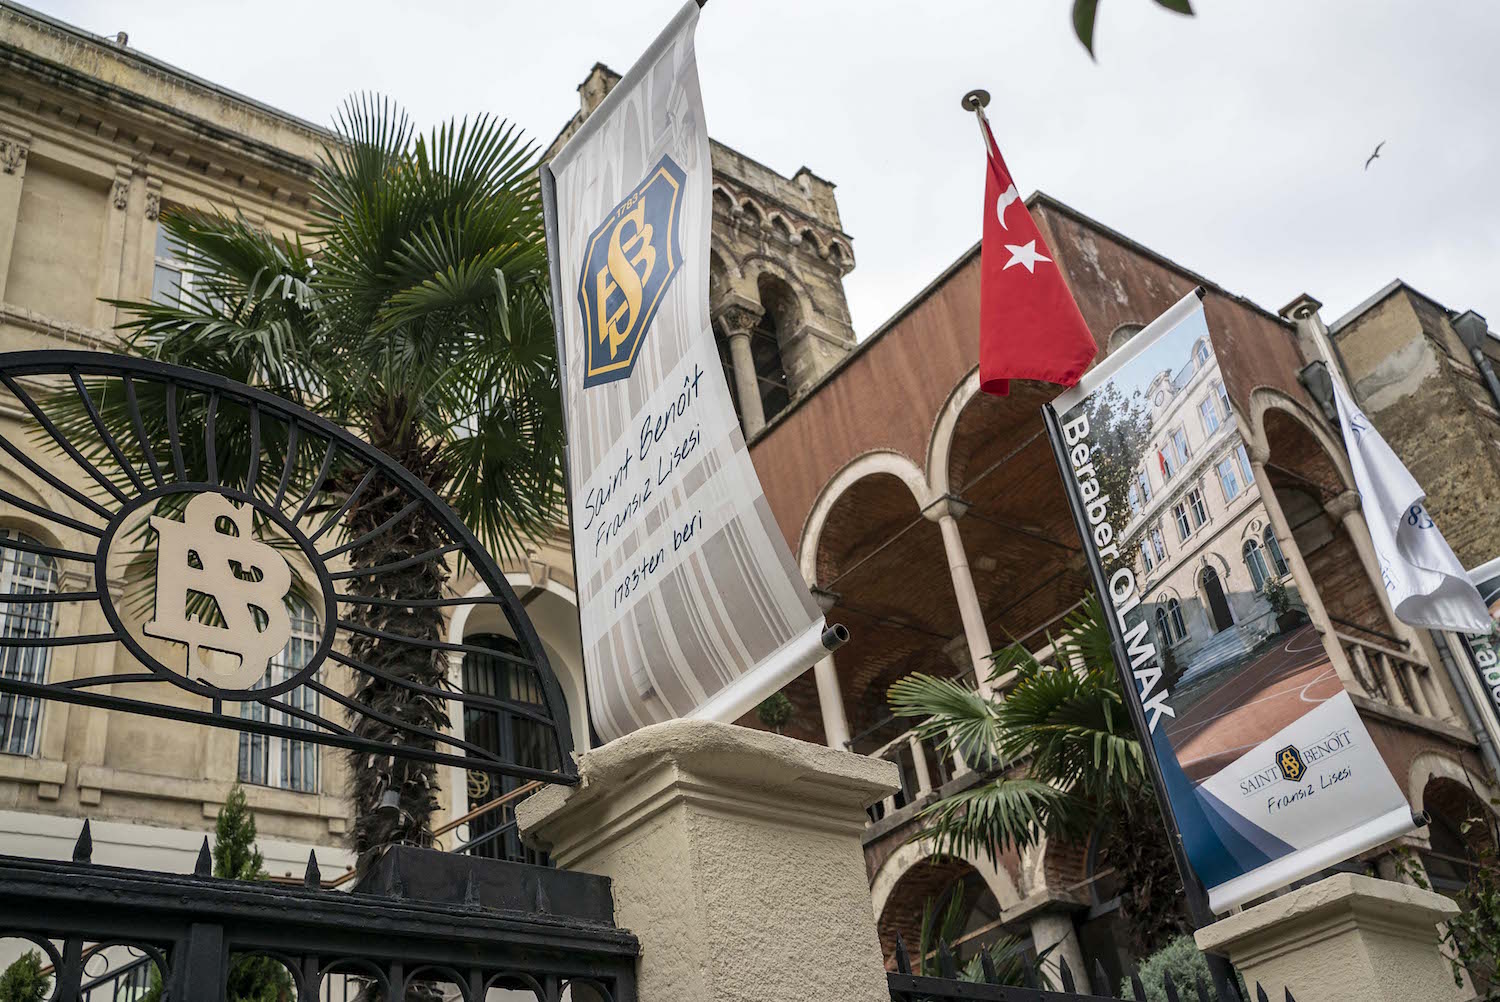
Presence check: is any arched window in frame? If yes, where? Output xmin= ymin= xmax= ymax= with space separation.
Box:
xmin=0 ymin=529 xmax=58 ymax=756
xmin=1155 ymin=598 xmax=1186 ymax=645
xmin=753 ymin=274 xmax=799 ymax=422
xmin=460 ymin=634 xmax=560 ymax=862
xmin=1263 ymin=525 xmax=1289 ymax=577
xmin=1194 ymin=339 xmax=1211 ymax=368
xmin=240 ymin=595 xmax=320 ymax=791
xmin=1108 ymin=323 xmax=1144 ymax=352
xmin=1244 ymin=538 xmax=1271 ymax=592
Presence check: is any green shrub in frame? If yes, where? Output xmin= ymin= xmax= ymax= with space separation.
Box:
xmin=0 ymin=950 xmax=50 ymax=1002
xmin=1124 ymin=935 xmax=1241 ymax=1002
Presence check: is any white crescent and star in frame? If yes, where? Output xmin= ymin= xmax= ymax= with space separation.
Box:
xmin=1002 ymin=239 xmax=1051 ymax=274
xmin=995 ymin=183 xmax=1020 ymax=230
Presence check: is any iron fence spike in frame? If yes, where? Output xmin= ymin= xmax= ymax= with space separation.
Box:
xmin=1163 ymin=969 xmax=1182 ymax=1002
xmin=1255 ymin=984 xmax=1269 ymax=1002
xmin=1284 ymin=990 xmax=1295 ymax=1002
xmin=1022 ymin=955 xmax=1038 ymax=989
xmin=194 ymin=836 xmax=212 ymax=877
xmin=1131 ymin=972 xmax=1148 ymax=1000
xmin=1058 ymin=956 xmax=1075 ymax=992
xmin=937 ymin=939 xmax=957 ymax=980
xmin=980 ymin=948 xmax=998 ymax=986
xmin=893 ymin=933 xmax=912 ymax=976
xmin=1195 ymin=974 xmax=1211 ymax=1002
xmin=304 ymin=850 xmax=321 ymax=888
xmin=1094 ymin=958 xmax=1111 ymax=995
xmin=72 ymin=819 xmax=92 ymax=863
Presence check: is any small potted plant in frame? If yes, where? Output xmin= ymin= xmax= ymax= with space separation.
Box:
xmin=1263 ymin=577 xmax=1305 ymax=632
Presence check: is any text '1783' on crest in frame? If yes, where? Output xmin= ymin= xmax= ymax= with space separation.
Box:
xmin=577 ymin=155 xmax=686 ymax=388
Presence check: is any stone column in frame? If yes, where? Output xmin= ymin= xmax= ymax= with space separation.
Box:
xmin=923 ymin=495 xmax=994 ymax=695
xmin=1195 ymin=873 xmax=1462 ymax=1002
xmin=1326 ymin=490 xmax=1455 ymax=718
xmin=0 ymin=131 xmax=31 ymax=301
xmin=908 ymin=734 xmax=933 ymax=796
xmin=1249 ymin=454 xmax=1356 ymax=686
xmin=813 ymin=654 xmax=852 ymax=749
xmin=715 ymin=301 xmax=766 ymax=436
xmin=1028 ymin=912 xmax=1090 ymax=994
xmin=517 ymin=719 xmax=899 ymax=1002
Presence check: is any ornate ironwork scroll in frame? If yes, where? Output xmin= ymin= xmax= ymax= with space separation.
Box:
xmin=0 ymin=350 xmax=576 ymax=784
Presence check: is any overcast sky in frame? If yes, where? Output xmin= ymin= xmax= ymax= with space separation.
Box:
xmin=38 ymin=0 xmax=1500 ymax=337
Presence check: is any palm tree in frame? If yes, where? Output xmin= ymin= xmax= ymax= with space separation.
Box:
xmin=888 ymin=596 xmax=1192 ymax=953
xmin=105 ymin=96 xmax=564 ymax=869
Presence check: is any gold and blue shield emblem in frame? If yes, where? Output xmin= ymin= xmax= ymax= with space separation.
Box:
xmin=577 ymin=155 xmax=686 ymax=388
xmin=1275 ymin=744 xmax=1306 ymax=782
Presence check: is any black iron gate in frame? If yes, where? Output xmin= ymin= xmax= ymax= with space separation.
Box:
xmin=0 ymin=824 xmax=637 ymax=1002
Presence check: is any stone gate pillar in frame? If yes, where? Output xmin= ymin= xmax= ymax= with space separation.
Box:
xmin=517 ymin=719 xmax=899 ymax=1002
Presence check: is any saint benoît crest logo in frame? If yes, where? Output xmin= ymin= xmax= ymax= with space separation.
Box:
xmin=1276 ymin=743 xmax=1307 ymax=783
xmin=577 ymin=155 xmax=687 ymax=388
xmin=143 ymin=491 xmax=294 ymax=690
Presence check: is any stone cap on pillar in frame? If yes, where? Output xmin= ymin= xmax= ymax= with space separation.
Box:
xmin=517 ymin=718 xmax=898 ymax=867
xmin=1195 ymin=871 xmax=1458 ymax=961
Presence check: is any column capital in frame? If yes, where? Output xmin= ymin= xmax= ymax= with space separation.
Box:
xmin=1247 ymin=441 xmax=1271 ymax=466
xmin=922 ymin=493 xmax=973 ymax=524
xmin=713 ymin=296 xmax=764 ymax=338
xmin=1324 ymin=489 xmax=1363 ymax=523
xmin=0 ymin=134 xmax=29 ymax=175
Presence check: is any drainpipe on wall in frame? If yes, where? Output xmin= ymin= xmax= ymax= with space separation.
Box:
xmin=1453 ymin=310 xmax=1500 ymax=413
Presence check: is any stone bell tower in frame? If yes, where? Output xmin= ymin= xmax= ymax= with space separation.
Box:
xmin=549 ymin=64 xmax=859 ymax=438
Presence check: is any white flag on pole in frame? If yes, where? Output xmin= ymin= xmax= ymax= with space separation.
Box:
xmin=1332 ymin=380 xmax=1490 ymax=633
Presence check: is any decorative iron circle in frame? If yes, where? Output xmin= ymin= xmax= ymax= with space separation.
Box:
xmin=95 ymin=483 xmax=338 ymax=699
xmin=0 ymin=350 xmax=578 ymax=783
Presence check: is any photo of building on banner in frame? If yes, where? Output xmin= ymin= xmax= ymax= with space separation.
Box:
xmin=1046 ymin=291 xmax=1417 ymax=913
xmin=540 ymin=0 xmax=840 ymax=743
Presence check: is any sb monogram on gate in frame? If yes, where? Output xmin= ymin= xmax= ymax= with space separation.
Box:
xmin=577 ymin=155 xmax=686 ymax=388
xmin=144 ymin=491 xmax=293 ymax=689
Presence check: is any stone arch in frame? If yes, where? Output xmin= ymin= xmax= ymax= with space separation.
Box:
xmin=926 ymin=367 xmax=981 ymax=498
xmin=739 ymin=255 xmax=818 ymax=326
xmin=797 ymin=450 xmax=931 ymax=584
xmin=739 ymin=199 xmax=764 ymax=228
xmin=1408 ymin=750 xmax=1498 ymax=817
xmin=870 ymin=839 xmax=1023 ymax=922
xmin=1244 ymin=387 xmax=1355 ymax=491
xmin=799 ymin=228 xmax=822 ymax=255
xmin=768 ymin=213 xmax=794 ymax=243
xmin=827 ymin=238 xmax=853 ymax=270
xmin=711 ymin=185 xmax=736 ymax=217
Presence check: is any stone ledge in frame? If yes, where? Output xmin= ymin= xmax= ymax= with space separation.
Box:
xmin=76 ymin=764 xmax=351 ymax=830
xmin=1197 ymin=872 xmax=1457 ymax=959
xmin=0 ymin=754 xmax=68 ymax=788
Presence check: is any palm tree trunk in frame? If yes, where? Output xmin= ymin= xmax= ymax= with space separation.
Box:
xmin=339 ymin=438 xmax=453 ymax=873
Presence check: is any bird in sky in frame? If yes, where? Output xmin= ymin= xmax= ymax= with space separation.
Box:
xmin=1364 ymin=141 xmax=1385 ymax=171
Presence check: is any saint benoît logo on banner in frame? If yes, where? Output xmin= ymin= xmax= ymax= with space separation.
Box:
xmin=577 ymin=154 xmax=687 ymax=388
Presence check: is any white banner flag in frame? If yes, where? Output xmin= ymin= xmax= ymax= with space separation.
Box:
xmin=1332 ymin=380 xmax=1489 ymax=633
xmin=540 ymin=0 xmax=833 ymax=742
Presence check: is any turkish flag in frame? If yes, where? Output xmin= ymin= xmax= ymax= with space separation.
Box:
xmin=978 ymin=121 xmax=1097 ymax=396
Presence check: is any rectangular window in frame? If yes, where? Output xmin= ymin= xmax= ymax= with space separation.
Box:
xmin=0 ymin=530 xmax=57 ymax=757
xmin=1217 ymin=456 xmax=1242 ymax=502
xmin=1160 ymin=446 xmax=1176 ymax=481
xmin=1128 ymin=483 xmax=1140 ymax=515
xmin=1188 ymin=488 xmax=1207 ymax=527
xmin=1199 ymin=396 xmax=1220 ymax=436
xmin=1174 ymin=502 xmax=1191 ymax=541
xmin=1236 ymin=443 xmax=1254 ymax=486
xmin=1138 ymin=470 xmax=1153 ymax=505
xmin=239 ymin=600 xmax=320 ymax=793
xmin=1215 ymin=380 xmax=1230 ymax=421
xmin=1140 ymin=540 xmax=1154 ymax=572
xmin=1151 ymin=526 xmax=1167 ymax=561
xmin=1172 ymin=428 xmax=1191 ymax=467
xmin=151 ymin=224 xmax=188 ymax=307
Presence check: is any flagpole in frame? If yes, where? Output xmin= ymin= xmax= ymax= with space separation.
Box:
xmin=972 ymin=87 xmax=1239 ymax=997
